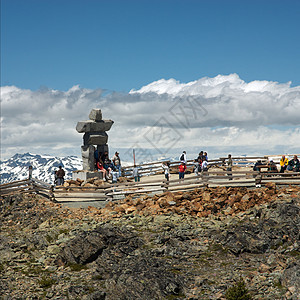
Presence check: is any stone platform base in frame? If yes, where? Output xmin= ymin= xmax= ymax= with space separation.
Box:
xmin=72 ymin=170 xmax=103 ymax=181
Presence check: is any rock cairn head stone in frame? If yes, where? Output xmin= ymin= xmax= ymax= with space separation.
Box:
xmin=89 ymin=109 xmax=102 ymax=121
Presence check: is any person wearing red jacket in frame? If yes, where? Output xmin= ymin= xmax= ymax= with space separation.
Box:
xmin=97 ymin=160 xmax=108 ymax=181
xmin=179 ymin=162 xmax=187 ymax=181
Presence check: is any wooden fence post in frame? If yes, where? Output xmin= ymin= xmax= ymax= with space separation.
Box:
xmin=28 ymin=166 xmax=33 ymax=180
xmin=202 ymin=171 xmax=209 ymax=187
xmin=255 ymin=174 xmax=262 ymax=187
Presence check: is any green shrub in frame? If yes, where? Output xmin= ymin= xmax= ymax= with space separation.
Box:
xmin=225 ymin=279 xmax=252 ymax=300
xmin=38 ymin=275 xmax=56 ymax=288
xmin=67 ymin=263 xmax=87 ymax=271
xmin=92 ymin=274 xmax=104 ymax=280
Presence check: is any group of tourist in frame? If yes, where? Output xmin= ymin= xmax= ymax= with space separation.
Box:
xmin=54 ymin=152 xmax=299 ymax=186
xmin=170 ymin=152 xmax=300 ymax=182
xmin=193 ymin=151 xmax=209 ymax=175
xmin=279 ymin=155 xmax=300 ymax=173
xmin=253 ymin=155 xmax=300 ymax=173
xmin=160 ymin=151 xmax=210 ymax=182
xmin=95 ymin=150 xmax=122 ymax=183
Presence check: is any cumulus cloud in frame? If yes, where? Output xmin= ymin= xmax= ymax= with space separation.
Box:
xmin=1 ymin=74 xmax=299 ymax=161
xmin=130 ymin=73 xmax=300 ymax=127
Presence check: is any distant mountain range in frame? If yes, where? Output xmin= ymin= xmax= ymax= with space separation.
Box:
xmin=0 ymin=153 xmax=82 ymax=184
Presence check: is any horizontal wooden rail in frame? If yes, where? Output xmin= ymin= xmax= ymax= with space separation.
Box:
xmin=260 ymin=172 xmax=300 ymax=177
xmin=0 ymin=186 xmax=34 ymax=196
xmin=0 ymin=179 xmax=53 ymax=198
xmin=261 ymin=177 xmax=300 ymax=181
xmin=0 ymin=179 xmax=31 ymax=188
xmin=219 ymin=156 xmax=266 ymax=160
xmin=32 ymin=179 xmax=52 ymax=189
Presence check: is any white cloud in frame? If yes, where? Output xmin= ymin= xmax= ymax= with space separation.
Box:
xmin=1 ymin=74 xmax=299 ymax=161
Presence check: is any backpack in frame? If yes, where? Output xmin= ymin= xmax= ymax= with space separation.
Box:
xmin=180 ymin=154 xmax=184 ymax=161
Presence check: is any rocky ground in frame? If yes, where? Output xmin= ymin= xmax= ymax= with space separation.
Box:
xmin=0 ymin=184 xmax=299 ymax=299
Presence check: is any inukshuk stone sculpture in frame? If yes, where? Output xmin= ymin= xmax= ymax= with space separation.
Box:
xmin=76 ymin=109 xmax=114 ymax=171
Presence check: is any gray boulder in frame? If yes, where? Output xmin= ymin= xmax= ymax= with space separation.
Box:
xmin=56 ymin=224 xmax=143 ymax=265
xmin=282 ymin=262 xmax=300 ymax=297
xmin=83 ymin=132 xmax=108 ymax=146
xmin=81 ymin=145 xmax=95 ymax=170
xmin=76 ymin=120 xmax=114 ymax=133
xmin=89 ymin=109 xmax=103 ymax=121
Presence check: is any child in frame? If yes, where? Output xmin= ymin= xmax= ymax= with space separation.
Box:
xmin=162 ymin=162 xmax=170 ymax=181
xmin=133 ymin=165 xmax=140 ymax=182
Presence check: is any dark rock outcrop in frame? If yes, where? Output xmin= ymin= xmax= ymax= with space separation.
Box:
xmin=216 ymin=199 xmax=300 ymax=255
xmin=57 ymin=224 xmax=184 ymax=299
xmin=282 ymin=262 xmax=300 ymax=293
xmin=100 ymin=254 xmax=183 ymax=299
xmin=57 ymin=224 xmax=143 ymax=265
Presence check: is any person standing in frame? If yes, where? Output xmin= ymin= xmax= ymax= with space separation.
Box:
xmin=56 ymin=166 xmax=65 ymax=186
xmin=178 ymin=162 xmax=187 ymax=182
xmin=197 ymin=151 xmax=204 ymax=172
xmin=112 ymin=151 xmax=122 ymax=177
xmin=179 ymin=151 xmax=187 ymax=164
xmin=133 ymin=165 xmax=140 ymax=182
xmin=227 ymin=154 xmax=233 ymax=180
xmin=162 ymin=162 xmax=170 ymax=181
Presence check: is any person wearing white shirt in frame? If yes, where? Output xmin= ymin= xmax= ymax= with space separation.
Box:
xmin=179 ymin=151 xmax=187 ymax=164
xmin=202 ymin=159 xmax=208 ymax=172
xmin=162 ymin=162 xmax=170 ymax=181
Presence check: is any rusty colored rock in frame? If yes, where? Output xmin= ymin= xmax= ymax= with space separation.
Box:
xmin=265 ymin=182 xmax=276 ymax=189
xmin=202 ymin=192 xmax=211 ymax=202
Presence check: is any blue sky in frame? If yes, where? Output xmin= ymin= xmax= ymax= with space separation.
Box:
xmin=1 ymin=0 xmax=300 ymax=161
xmin=1 ymin=0 xmax=300 ymax=92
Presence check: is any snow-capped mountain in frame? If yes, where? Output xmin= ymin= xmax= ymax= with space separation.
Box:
xmin=0 ymin=153 xmax=82 ymax=184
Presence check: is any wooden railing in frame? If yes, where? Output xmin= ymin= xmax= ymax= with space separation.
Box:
xmin=0 ymin=179 xmax=53 ymax=198
xmin=1 ymin=167 xmax=300 ymax=203
xmin=52 ymin=170 xmax=300 ymax=202
xmin=121 ymin=155 xmax=275 ymax=177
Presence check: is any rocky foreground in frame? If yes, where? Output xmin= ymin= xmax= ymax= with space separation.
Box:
xmin=0 ymin=184 xmax=299 ymax=299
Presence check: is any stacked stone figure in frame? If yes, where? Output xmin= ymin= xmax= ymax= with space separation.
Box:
xmin=76 ymin=109 xmax=114 ymax=171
